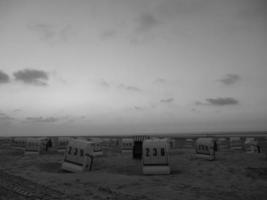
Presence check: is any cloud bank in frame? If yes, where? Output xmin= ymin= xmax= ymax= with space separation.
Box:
xmin=13 ymin=69 xmax=49 ymax=86
xmin=160 ymin=98 xmax=174 ymax=103
xmin=154 ymin=78 xmax=166 ymax=84
xmin=26 ymin=116 xmax=58 ymax=123
xmin=197 ymin=97 xmax=239 ymax=106
xmin=134 ymin=106 xmax=144 ymax=111
xmin=118 ymin=84 xmax=141 ymax=92
xmin=28 ymin=23 xmax=71 ymax=43
xmin=219 ymin=74 xmax=240 ymax=85
xmin=136 ymin=13 xmax=160 ymax=33
xmin=0 ymin=70 xmax=10 ymax=84
xmin=99 ymin=80 xmax=110 ymax=88
xmin=0 ymin=113 xmax=14 ymax=121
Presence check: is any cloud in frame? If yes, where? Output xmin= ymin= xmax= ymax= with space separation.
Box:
xmin=13 ymin=69 xmax=49 ymax=86
xmin=60 ymin=24 xmax=72 ymax=42
xmin=160 ymin=98 xmax=174 ymax=103
xmin=100 ymin=30 xmax=117 ymax=40
xmin=154 ymin=78 xmax=166 ymax=84
xmin=28 ymin=23 xmax=56 ymax=40
xmin=28 ymin=23 xmax=72 ymax=43
xmin=97 ymin=80 xmax=141 ymax=92
xmin=206 ymin=97 xmax=239 ymax=106
xmin=191 ymin=108 xmax=200 ymax=113
xmin=157 ymin=0 xmax=205 ymax=17
xmin=196 ymin=97 xmax=239 ymax=106
xmin=13 ymin=109 xmax=22 ymax=113
xmin=26 ymin=116 xmax=59 ymax=123
xmin=136 ymin=13 xmax=160 ymax=32
xmin=126 ymin=86 xmax=142 ymax=92
xmin=134 ymin=106 xmax=144 ymax=111
xmin=118 ymin=84 xmax=141 ymax=92
xmin=236 ymin=0 xmax=266 ymax=21
xmin=195 ymin=101 xmax=205 ymax=106
xmin=99 ymin=80 xmax=110 ymax=88
xmin=0 ymin=70 xmax=10 ymax=84
xmin=0 ymin=113 xmax=14 ymax=121
xmin=218 ymin=74 xmax=240 ymax=85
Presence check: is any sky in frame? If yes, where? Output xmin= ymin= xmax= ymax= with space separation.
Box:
xmin=0 ymin=0 xmax=266 ymax=136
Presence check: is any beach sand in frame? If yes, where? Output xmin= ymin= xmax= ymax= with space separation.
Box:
xmin=1 ymin=145 xmax=267 ymax=200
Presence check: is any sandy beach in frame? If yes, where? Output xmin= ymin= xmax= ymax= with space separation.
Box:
xmin=1 ymin=143 xmax=267 ymax=200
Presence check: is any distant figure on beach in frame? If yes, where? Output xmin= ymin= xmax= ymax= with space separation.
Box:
xmin=257 ymin=145 xmax=261 ymax=153
xmin=85 ymin=153 xmax=94 ymax=171
xmin=214 ymin=141 xmax=218 ymax=152
xmin=46 ymin=138 xmax=52 ymax=152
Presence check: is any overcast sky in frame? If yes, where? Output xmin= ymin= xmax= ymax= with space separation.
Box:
xmin=0 ymin=0 xmax=266 ymax=136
